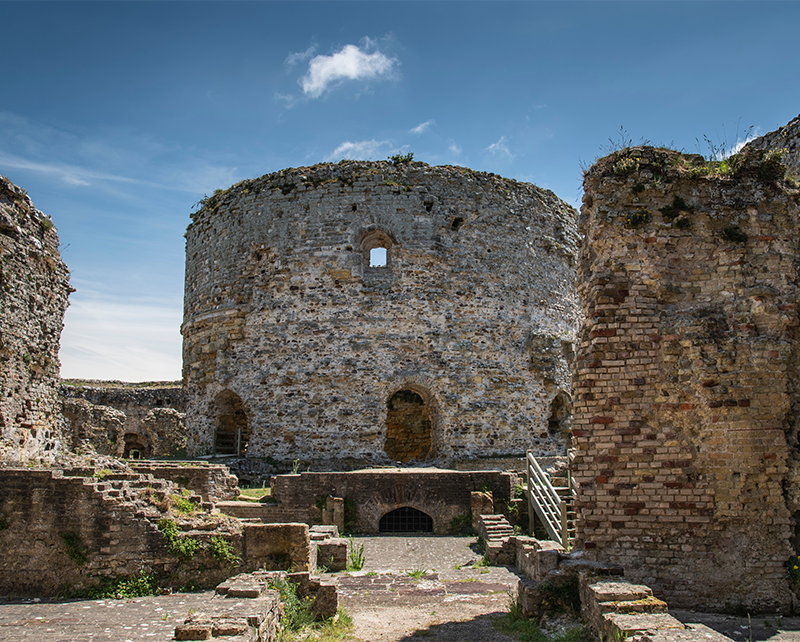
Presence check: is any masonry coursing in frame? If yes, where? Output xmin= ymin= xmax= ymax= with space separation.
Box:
xmin=0 ymin=176 xmax=71 ymax=462
xmin=182 ymin=160 xmax=579 ymax=468
xmin=573 ymin=143 xmax=800 ymax=611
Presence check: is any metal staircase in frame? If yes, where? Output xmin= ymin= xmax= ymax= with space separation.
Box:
xmin=525 ymin=451 xmax=577 ymax=550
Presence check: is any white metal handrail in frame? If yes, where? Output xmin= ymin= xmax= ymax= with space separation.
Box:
xmin=527 ymin=451 xmax=571 ymax=549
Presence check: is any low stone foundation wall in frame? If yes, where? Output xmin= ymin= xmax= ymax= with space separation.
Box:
xmin=269 ymin=468 xmax=518 ymax=535
xmin=130 ymin=461 xmax=240 ymax=502
xmin=0 ymin=468 xmax=310 ymax=597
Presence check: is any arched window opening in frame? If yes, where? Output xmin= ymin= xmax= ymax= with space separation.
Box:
xmin=360 ymin=230 xmax=394 ymax=271
xmin=213 ymin=390 xmax=250 ymax=456
xmin=379 ymin=507 xmax=433 ymax=533
xmin=548 ymin=392 xmax=572 ymax=449
xmin=385 ymin=389 xmax=433 ymax=462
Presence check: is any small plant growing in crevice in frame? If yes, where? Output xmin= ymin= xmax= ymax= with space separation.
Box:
xmin=613 ymin=156 xmax=639 ymax=176
xmin=0 ymin=513 xmax=9 ymax=531
xmin=59 ymin=531 xmax=88 ymax=565
xmin=268 ymin=576 xmax=317 ymax=633
xmin=625 ymin=209 xmax=652 ymax=228
xmin=208 ymin=535 xmax=241 ymax=566
xmin=675 ymin=217 xmax=691 ymax=230
xmin=170 ymin=492 xmax=199 ymax=515
xmin=722 ymin=225 xmax=748 ymax=244
xmin=659 ymin=194 xmax=690 ymax=221
xmin=347 ymin=538 xmax=365 ymax=571
xmin=787 ymin=555 xmax=800 ymax=589
xmin=158 ymin=518 xmax=200 ymax=559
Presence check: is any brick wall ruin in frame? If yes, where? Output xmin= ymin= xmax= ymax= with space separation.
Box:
xmin=0 ymin=176 xmax=71 ymax=462
xmin=182 ymin=160 xmax=579 ymax=469
xmin=264 ymin=468 xmax=517 ymax=535
xmin=0 ymin=466 xmax=310 ymax=597
xmin=60 ymin=381 xmax=186 ymax=458
xmin=573 ymin=142 xmax=800 ymax=611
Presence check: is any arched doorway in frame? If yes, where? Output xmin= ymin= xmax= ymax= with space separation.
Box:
xmin=123 ymin=433 xmax=147 ymax=459
xmin=379 ymin=507 xmax=434 ymax=533
xmin=213 ymin=390 xmax=250 ymax=456
xmin=548 ymin=391 xmax=572 ymax=448
xmin=385 ymin=389 xmax=432 ymax=462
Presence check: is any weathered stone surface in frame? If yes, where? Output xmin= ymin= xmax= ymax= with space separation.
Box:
xmin=60 ymin=381 xmax=186 ymax=458
xmin=182 ymin=160 xmax=579 ymax=468
xmin=744 ymin=112 xmax=800 ymax=179
xmin=268 ymin=468 xmax=516 ymax=534
xmin=317 ymin=537 xmax=348 ymax=572
xmin=0 ymin=176 xmax=70 ymax=462
xmin=574 ymin=144 xmax=799 ymax=611
xmin=0 ymin=466 xmax=309 ymax=596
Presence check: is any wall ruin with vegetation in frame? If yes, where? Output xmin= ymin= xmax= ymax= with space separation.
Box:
xmin=182 ymin=160 xmax=579 ymax=469
xmin=0 ymin=176 xmax=71 ymax=462
xmin=573 ymin=141 xmax=800 ymax=611
xmin=60 ymin=381 xmax=186 ymax=459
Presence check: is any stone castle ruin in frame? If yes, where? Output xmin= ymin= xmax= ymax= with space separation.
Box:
xmin=2 ymin=113 xmax=800 ymax=621
xmin=0 ymin=176 xmax=70 ymax=462
xmin=182 ymin=161 xmax=580 ymax=469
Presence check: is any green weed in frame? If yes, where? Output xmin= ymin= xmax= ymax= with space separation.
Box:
xmin=347 ymin=538 xmax=365 ymax=571
xmin=158 ymin=518 xmax=200 ymax=559
xmin=59 ymin=531 xmax=88 ymax=565
xmin=207 ymin=535 xmax=241 ymax=566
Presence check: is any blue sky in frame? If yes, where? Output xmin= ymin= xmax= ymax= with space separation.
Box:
xmin=1 ymin=1 xmax=798 ymax=382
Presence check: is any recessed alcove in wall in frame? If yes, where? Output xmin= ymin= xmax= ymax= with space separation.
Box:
xmin=213 ymin=390 xmax=250 ymax=456
xmin=385 ymin=388 xmax=433 ymax=462
xmin=547 ymin=391 xmax=572 ymax=447
xmin=379 ymin=506 xmax=433 ymax=533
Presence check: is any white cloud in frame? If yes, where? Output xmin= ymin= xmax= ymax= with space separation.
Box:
xmin=0 ymin=151 xmax=139 ymax=187
xmin=300 ymin=43 xmax=398 ymax=98
xmin=410 ymin=120 xmax=434 ymax=135
xmin=448 ymin=141 xmax=462 ymax=155
xmin=727 ymin=128 xmax=761 ymax=158
xmin=285 ymin=44 xmax=317 ymax=69
xmin=486 ymin=136 xmax=514 ymax=160
xmin=60 ymin=292 xmax=182 ymax=382
xmin=325 ymin=139 xmax=394 ymax=161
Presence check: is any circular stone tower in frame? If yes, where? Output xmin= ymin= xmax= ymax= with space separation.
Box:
xmin=182 ymin=160 xmax=579 ymax=469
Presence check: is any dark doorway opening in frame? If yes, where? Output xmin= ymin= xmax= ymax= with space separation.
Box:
xmin=385 ymin=389 xmax=432 ymax=462
xmin=379 ymin=507 xmax=434 ymax=533
xmin=213 ymin=390 xmax=250 ymax=456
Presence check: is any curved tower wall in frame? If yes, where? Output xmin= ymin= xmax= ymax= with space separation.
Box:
xmin=0 ymin=176 xmax=71 ymax=461
xmin=182 ymin=161 xmax=579 ymax=467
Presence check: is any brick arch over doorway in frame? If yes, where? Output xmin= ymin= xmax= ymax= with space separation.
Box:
xmin=384 ymin=387 xmax=434 ymax=462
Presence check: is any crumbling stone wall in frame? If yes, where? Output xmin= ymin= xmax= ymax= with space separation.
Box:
xmin=573 ymin=143 xmax=800 ymax=611
xmin=0 ymin=176 xmax=70 ymax=462
xmin=60 ymin=381 xmax=186 ymax=458
xmin=0 ymin=467 xmax=309 ymax=597
xmin=183 ymin=161 xmax=579 ymax=468
xmin=744 ymin=112 xmax=800 ymax=179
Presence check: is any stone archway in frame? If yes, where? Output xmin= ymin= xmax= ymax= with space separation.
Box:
xmin=213 ymin=390 xmax=250 ymax=456
xmin=379 ymin=506 xmax=434 ymax=533
xmin=385 ymin=389 xmax=433 ymax=462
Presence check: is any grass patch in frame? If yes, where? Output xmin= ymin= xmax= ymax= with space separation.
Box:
xmin=493 ymin=591 xmax=591 ymax=642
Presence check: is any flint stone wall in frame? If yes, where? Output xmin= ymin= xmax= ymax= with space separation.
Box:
xmin=60 ymin=382 xmax=186 ymax=458
xmin=182 ymin=160 xmax=579 ymax=468
xmin=0 ymin=468 xmax=309 ymax=597
xmin=0 ymin=176 xmax=71 ymax=462
xmin=744 ymin=112 xmax=800 ymax=179
xmin=573 ymin=145 xmax=800 ymax=611
xmin=268 ymin=468 xmax=517 ymax=534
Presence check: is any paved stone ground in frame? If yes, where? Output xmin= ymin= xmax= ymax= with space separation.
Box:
xmin=324 ymin=535 xmax=524 ymax=641
xmin=2 ymin=536 xmax=800 ymax=641
xmin=0 ymin=593 xmax=210 ymax=641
